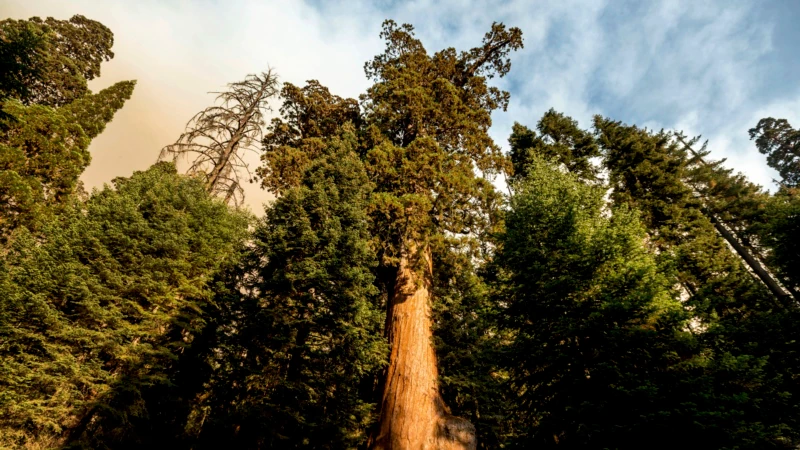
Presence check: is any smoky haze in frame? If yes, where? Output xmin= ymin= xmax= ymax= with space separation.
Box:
xmin=2 ymin=0 xmax=382 ymax=213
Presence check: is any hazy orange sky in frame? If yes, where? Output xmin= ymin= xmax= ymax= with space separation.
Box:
xmin=4 ymin=0 xmax=799 ymax=212
xmin=3 ymin=0 xmax=386 ymax=212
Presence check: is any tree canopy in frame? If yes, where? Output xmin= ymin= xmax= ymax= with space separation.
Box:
xmin=0 ymin=15 xmax=114 ymax=107
xmin=2 ymin=12 xmax=800 ymax=450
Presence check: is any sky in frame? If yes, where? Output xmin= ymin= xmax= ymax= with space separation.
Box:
xmin=3 ymin=0 xmax=799 ymax=212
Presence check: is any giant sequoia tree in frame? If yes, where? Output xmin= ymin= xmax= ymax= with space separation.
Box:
xmin=258 ymin=21 xmax=523 ymax=449
xmin=363 ymin=21 xmax=521 ymax=449
xmin=7 ymin=11 xmax=800 ymax=450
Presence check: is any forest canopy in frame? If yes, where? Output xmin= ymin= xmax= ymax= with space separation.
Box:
xmin=1 ymin=12 xmax=799 ymax=450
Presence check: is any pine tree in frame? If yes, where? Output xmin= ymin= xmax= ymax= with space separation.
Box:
xmin=596 ymin=117 xmax=799 ymax=447
xmin=259 ymin=80 xmax=362 ymax=195
xmin=194 ymin=129 xmax=386 ymax=448
xmin=0 ymin=163 xmax=249 ymax=448
xmin=509 ymin=109 xmax=600 ymax=181
xmin=0 ymin=14 xmax=133 ymax=242
xmin=747 ymin=117 xmax=800 ymax=294
xmin=749 ymin=118 xmax=800 ymax=188
xmin=0 ymin=81 xmax=135 ymax=241
xmin=494 ymin=155 xmax=704 ymax=448
xmin=162 ymin=71 xmax=279 ymax=205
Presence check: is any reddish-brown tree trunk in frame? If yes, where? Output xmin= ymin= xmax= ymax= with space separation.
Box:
xmin=371 ymin=244 xmax=476 ymax=450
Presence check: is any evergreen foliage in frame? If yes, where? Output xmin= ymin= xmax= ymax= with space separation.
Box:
xmin=0 ymin=81 xmax=135 ymax=240
xmin=759 ymin=188 xmax=800 ymax=294
xmin=0 ymin=15 xmax=115 ymax=107
xmin=747 ymin=117 xmax=800 ymax=295
xmin=495 ymin=156 xmax=698 ymax=448
xmin=596 ymin=117 xmax=799 ymax=447
xmin=509 ymin=109 xmax=600 ymax=181
xmin=194 ymin=131 xmax=387 ymax=448
xmin=431 ymin=240 xmax=510 ymax=449
xmin=749 ymin=118 xmax=800 ymax=187
xmin=259 ymin=80 xmax=362 ymax=195
xmin=0 ymin=163 xmax=249 ymax=449
xmin=0 ymin=14 xmax=133 ymax=242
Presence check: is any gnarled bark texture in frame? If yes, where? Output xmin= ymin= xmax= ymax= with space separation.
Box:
xmin=371 ymin=245 xmax=476 ymax=450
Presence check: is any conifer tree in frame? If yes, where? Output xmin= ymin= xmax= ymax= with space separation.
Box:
xmin=509 ymin=109 xmax=600 ymax=181
xmin=0 ymin=15 xmax=115 ymax=107
xmin=494 ymin=156 xmax=703 ymax=448
xmin=162 ymin=71 xmax=279 ymax=205
xmin=0 ymin=14 xmax=133 ymax=242
xmin=674 ymin=134 xmax=793 ymax=301
xmin=431 ymin=241 xmax=509 ymax=449
xmin=257 ymin=21 xmax=523 ymax=449
xmin=195 ymin=129 xmax=386 ymax=448
xmin=596 ymin=117 xmax=799 ymax=447
xmin=748 ymin=118 xmax=800 ymax=294
xmin=259 ymin=80 xmax=362 ymax=195
xmin=360 ymin=21 xmax=522 ymax=449
xmin=0 ymin=80 xmax=135 ymax=240
xmin=757 ymin=189 xmax=800 ymax=295
xmin=0 ymin=163 xmax=249 ymax=448
xmin=749 ymin=118 xmax=800 ymax=188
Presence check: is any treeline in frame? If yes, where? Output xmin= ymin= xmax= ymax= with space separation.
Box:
xmin=1 ymin=14 xmax=799 ymax=450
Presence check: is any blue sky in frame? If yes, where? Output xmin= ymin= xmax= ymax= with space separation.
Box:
xmin=319 ymin=0 xmax=799 ymax=190
xmin=4 ymin=0 xmax=799 ymax=208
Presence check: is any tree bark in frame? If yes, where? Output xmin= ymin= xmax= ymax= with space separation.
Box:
xmin=370 ymin=244 xmax=476 ymax=450
xmin=708 ymin=213 xmax=795 ymax=302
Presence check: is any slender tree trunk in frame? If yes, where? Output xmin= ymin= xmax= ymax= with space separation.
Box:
xmin=708 ymin=213 xmax=795 ymax=302
xmin=205 ymin=81 xmax=270 ymax=193
xmin=371 ymin=243 xmax=475 ymax=450
xmin=205 ymin=125 xmax=244 ymax=192
xmin=676 ymin=136 xmax=796 ymax=302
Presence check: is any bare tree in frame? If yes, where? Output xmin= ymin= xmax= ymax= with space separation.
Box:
xmin=161 ymin=70 xmax=279 ymax=205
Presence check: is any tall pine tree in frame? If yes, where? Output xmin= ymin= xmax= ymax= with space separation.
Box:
xmin=194 ymin=129 xmax=387 ymax=449
xmin=509 ymin=109 xmax=600 ymax=182
xmin=596 ymin=117 xmax=799 ymax=448
xmin=0 ymin=163 xmax=249 ymax=449
xmin=494 ymin=155 xmax=705 ymax=448
xmin=0 ymin=14 xmax=134 ymax=242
